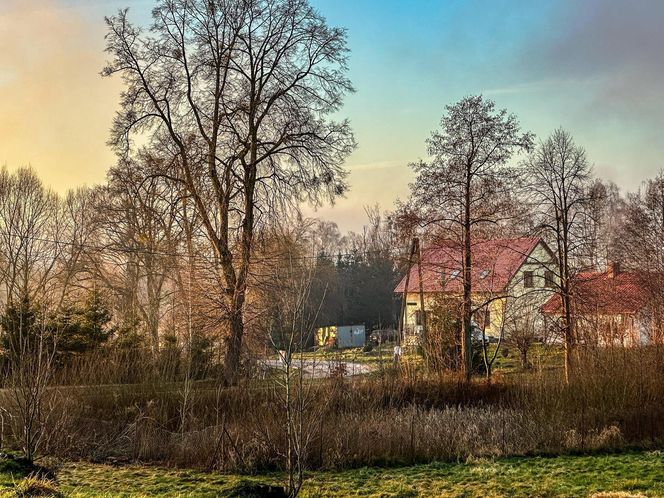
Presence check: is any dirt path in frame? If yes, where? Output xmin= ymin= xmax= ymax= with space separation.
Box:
xmin=259 ymin=358 xmax=376 ymax=378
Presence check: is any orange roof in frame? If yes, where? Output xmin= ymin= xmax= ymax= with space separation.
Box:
xmin=541 ymin=270 xmax=648 ymax=315
xmin=394 ymin=237 xmax=542 ymax=295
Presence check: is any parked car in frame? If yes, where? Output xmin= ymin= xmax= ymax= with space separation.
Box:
xmin=470 ymin=321 xmax=498 ymax=344
xmin=369 ymin=328 xmax=398 ymax=345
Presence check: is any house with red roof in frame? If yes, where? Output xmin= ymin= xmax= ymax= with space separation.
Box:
xmin=394 ymin=237 xmax=558 ymax=340
xmin=541 ymin=263 xmax=662 ymax=346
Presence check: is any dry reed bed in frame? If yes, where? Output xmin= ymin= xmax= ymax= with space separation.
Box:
xmin=1 ymin=347 xmax=663 ymax=472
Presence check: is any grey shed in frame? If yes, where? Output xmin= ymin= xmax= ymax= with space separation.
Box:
xmin=335 ymin=325 xmax=366 ymax=349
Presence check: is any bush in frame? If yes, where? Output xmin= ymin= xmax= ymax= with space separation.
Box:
xmin=2 ymin=345 xmax=664 ymax=473
xmin=1 ymin=475 xmax=61 ymax=498
xmin=226 ymin=480 xmax=287 ymax=498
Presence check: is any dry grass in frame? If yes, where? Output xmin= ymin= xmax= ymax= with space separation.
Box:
xmin=0 ymin=474 xmax=61 ymax=498
xmin=1 ymin=345 xmax=663 ymax=473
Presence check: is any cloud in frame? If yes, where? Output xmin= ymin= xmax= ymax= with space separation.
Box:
xmin=0 ymin=0 xmax=121 ymax=192
xmin=522 ymin=0 xmax=664 ymax=126
xmin=498 ymin=0 xmax=664 ymax=189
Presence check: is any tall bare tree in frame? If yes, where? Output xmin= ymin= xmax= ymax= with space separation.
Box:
xmin=406 ymin=95 xmax=533 ymax=380
xmin=93 ymin=160 xmax=182 ymax=356
xmin=577 ymin=179 xmax=623 ymax=271
xmin=525 ymin=129 xmax=592 ymax=383
xmin=103 ymin=0 xmax=355 ymax=383
xmin=0 ymin=167 xmax=66 ymax=463
xmin=614 ymin=172 xmax=664 ymax=271
xmin=0 ymin=167 xmax=62 ymax=307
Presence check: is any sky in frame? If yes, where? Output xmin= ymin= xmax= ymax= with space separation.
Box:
xmin=1 ymin=0 xmax=663 ymax=232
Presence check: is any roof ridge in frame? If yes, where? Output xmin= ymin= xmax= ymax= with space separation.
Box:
xmin=422 ymin=236 xmax=541 ymax=251
xmin=396 ymin=237 xmax=545 ymax=294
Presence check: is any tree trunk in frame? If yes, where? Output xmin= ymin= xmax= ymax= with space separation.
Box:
xmin=519 ymin=347 xmax=529 ymax=370
xmin=563 ymin=292 xmax=574 ymax=383
xmin=560 ymin=221 xmax=574 ymax=384
xmin=221 ymin=140 xmax=257 ymax=385
xmin=416 ymin=238 xmax=427 ymax=357
xmin=223 ymin=307 xmax=244 ymax=385
xmin=461 ymin=172 xmax=473 ymax=381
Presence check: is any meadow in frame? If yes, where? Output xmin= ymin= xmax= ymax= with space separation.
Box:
xmin=2 ymin=451 xmax=663 ymax=497
xmin=2 ymin=344 xmax=663 ymax=496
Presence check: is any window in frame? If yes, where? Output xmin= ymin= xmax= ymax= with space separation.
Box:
xmin=415 ymin=310 xmax=426 ymax=326
xmin=523 ymin=271 xmax=534 ymax=288
xmin=544 ymin=270 xmax=555 ymax=288
xmin=480 ymin=269 xmax=490 ymax=279
xmin=485 ymin=309 xmax=491 ymax=327
xmin=450 ymin=269 xmax=460 ymax=279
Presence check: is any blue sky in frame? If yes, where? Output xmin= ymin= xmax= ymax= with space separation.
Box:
xmin=2 ymin=0 xmax=663 ymax=231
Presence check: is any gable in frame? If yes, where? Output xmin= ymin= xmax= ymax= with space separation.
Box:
xmin=506 ymin=240 xmax=557 ymax=286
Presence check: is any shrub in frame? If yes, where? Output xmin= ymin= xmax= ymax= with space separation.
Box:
xmin=2 ymin=345 xmax=664 ymax=472
xmin=1 ymin=475 xmax=61 ymax=498
xmin=226 ymin=480 xmax=287 ymax=498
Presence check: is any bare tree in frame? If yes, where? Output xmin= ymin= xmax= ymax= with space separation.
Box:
xmin=266 ymin=256 xmax=328 ymax=498
xmin=55 ymin=187 xmax=98 ymax=309
xmin=503 ymin=296 xmax=540 ymax=370
xmin=525 ymin=129 xmax=592 ymax=383
xmin=577 ymin=179 xmax=623 ymax=271
xmin=103 ymin=0 xmax=355 ymax=384
xmin=1 ymin=297 xmax=57 ymax=462
xmin=611 ymin=172 xmax=664 ymax=345
xmin=614 ymin=172 xmax=664 ymax=272
xmin=406 ymin=95 xmax=533 ymax=380
xmin=0 ymin=167 xmax=62 ymax=307
xmin=91 ymin=160 xmax=182 ymax=357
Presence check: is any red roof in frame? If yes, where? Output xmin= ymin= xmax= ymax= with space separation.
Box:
xmin=394 ymin=237 xmax=542 ymax=295
xmin=541 ymin=270 xmax=648 ymax=315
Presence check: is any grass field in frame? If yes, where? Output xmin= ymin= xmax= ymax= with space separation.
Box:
xmin=286 ymin=341 xmax=565 ymax=379
xmin=2 ymin=451 xmax=663 ymax=497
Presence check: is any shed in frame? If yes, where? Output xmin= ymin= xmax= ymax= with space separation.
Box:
xmin=316 ymin=324 xmax=366 ymax=349
xmin=336 ymin=325 xmax=366 ymax=348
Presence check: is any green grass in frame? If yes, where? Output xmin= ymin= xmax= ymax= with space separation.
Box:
xmin=0 ymin=457 xmax=48 ymax=488
xmin=489 ymin=342 xmax=565 ymax=377
xmin=289 ymin=341 xmax=565 ymax=380
xmin=1 ymin=451 xmax=663 ymax=497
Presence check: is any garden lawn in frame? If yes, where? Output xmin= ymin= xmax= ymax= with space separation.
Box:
xmin=1 ymin=451 xmax=663 ymax=497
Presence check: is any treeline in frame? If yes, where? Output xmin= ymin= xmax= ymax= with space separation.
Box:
xmin=393 ymin=96 xmax=664 ymax=380
xmin=0 ymin=165 xmax=399 ymax=383
xmin=4 ymin=107 xmax=664 ymax=385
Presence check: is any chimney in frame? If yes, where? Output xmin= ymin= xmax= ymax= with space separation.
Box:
xmin=608 ymin=261 xmax=621 ymax=279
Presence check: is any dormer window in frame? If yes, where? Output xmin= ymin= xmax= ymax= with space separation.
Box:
xmin=450 ymin=269 xmax=460 ymax=279
xmin=480 ymin=269 xmax=490 ymax=279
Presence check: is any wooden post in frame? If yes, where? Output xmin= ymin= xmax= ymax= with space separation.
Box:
xmin=398 ymin=239 xmax=417 ymax=347
xmin=415 ymin=238 xmax=427 ymax=357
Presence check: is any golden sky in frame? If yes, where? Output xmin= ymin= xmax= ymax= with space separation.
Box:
xmin=2 ymin=0 xmax=663 ymax=233
xmin=0 ymin=0 xmax=409 ymax=232
xmin=0 ymin=0 xmax=120 ymax=192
